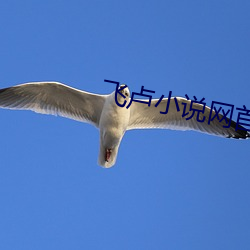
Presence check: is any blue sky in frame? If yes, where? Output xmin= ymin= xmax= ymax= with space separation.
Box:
xmin=0 ymin=1 xmax=249 ymax=249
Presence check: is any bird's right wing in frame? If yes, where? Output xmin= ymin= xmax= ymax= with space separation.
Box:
xmin=0 ymin=82 xmax=107 ymax=127
xmin=128 ymin=97 xmax=250 ymax=139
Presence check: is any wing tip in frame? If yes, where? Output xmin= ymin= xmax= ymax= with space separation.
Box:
xmin=226 ymin=119 xmax=250 ymax=139
xmin=0 ymin=88 xmax=8 ymax=94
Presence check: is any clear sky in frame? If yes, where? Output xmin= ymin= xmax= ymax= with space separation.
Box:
xmin=0 ymin=1 xmax=249 ymax=249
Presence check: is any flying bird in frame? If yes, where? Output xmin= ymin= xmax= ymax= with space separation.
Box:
xmin=0 ymin=82 xmax=249 ymax=168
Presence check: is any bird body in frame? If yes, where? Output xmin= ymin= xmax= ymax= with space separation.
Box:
xmin=98 ymin=91 xmax=130 ymax=167
xmin=0 ymin=81 xmax=249 ymax=168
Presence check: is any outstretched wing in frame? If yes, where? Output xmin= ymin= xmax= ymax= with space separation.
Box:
xmin=0 ymin=82 xmax=106 ymax=127
xmin=128 ymin=97 xmax=249 ymax=139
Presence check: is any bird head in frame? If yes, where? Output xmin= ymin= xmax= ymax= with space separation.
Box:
xmin=119 ymin=84 xmax=130 ymax=98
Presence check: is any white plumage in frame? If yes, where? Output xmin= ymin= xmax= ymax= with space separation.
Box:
xmin=0 ymin=82 xmax=249 ymax=168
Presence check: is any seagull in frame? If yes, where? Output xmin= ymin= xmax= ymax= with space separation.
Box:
xmin=0 ymin=82 xmax=249 ymax=168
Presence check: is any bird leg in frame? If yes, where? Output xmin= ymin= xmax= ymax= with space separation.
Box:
xmin=105 ymin=149 xmax=112 ymax=162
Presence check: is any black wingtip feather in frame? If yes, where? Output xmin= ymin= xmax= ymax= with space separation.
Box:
xmin=0 ymin=88 xmax=8 ymax=94
xmin=228 ymin=119 xmax=250 ymax=139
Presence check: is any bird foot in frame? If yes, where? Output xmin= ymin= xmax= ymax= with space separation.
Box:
xmin=105 ymin=149 xmax=112 ymax=162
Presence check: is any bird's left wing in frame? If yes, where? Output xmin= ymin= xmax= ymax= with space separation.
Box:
xmin=127 ymin=97 xmax=250 ymax=139
xmin=0 ymin=82 xmax=106 ymax=127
